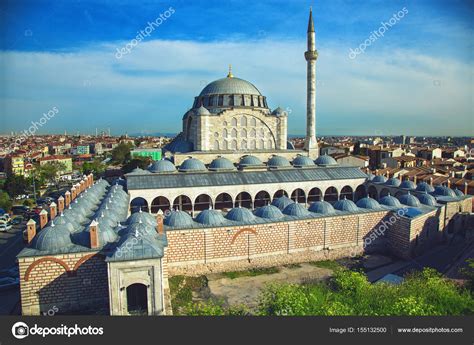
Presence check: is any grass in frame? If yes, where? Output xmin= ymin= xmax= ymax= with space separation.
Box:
xmin=308 ymin=260 xmax=342 ymax=271
xmin=283 ymin=263 xmax=302 ymax=269
xmin=222 ymin=267 xmax=280 ymax=279
xmin=169 ymin=275 xmax=208 ymax=315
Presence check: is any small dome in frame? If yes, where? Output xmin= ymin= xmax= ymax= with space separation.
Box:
xmin=209 ymin=157 xmax=235 ymax=171
xmin=271 ymin=196 xmax=293 ymax=210
xmin=51 ymin=214 xmax=76 ymax=233
xmin=398 ymin=192 xmax=421 ymax=207
xmin=126 ymin=211 xmax=157 ymax=227
xmin=356 ymin=197 xmax=382 ymax=210
xmin=315 ymin=154 xmax=338 ymax=166
xmin=308 ymin=201 xmax=336 ymax=215
xmin=267 ymin=155 xmax=291 ymax=169
xmin=400 ymin=180 xmax=416 ymax=190
xmin=271 ymin=107 xmax=287 ymax=117
xmin=453 ymin=188 xmax=464 ymax=197
xmin=372 ymin=175 xmax=387 ymax=183
xmin=385 ymin=177 xmax=401 ymax=187
xmin=239 ymin=155 xmax=263 ymax=168
xmin=292 ymin=155 xmax=315 ymax=167
xmin=31 ymin=222 xmax=73 ymax=252
xmin=418 ymin=192 xmax=438 ymax=206
xmin=379 ymin=194 xmax=402 ymax=207
xmin=195 ymin=209 xmax=226 ymax=226
xmin=254 ymin=204 xmax=284 ymax=219
xmin=416 ymin=182 xmax=435 ymax=193
xmin=149 ymin=159 xmax=176 ymax=173
xmin=129 ymin=167 xmax=151 ymax=175
xmin=433 ymin=185 xmax=457 ymax=198
xmin=225 ymin=207 xmax=256 ymax=222
xmin=178 ymin=157 xmax=207 ymax=172
xmin=164 ymin=210 xmax=194 ymax=228
xmin=283 ymin=202 xmax=311 ymax=217
xmin=333 ymin=198 xmax=359 ymax=212
xmin=194 ymin=105 xmax=211 ymax=116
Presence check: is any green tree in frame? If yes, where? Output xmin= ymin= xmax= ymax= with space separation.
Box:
xmin=3 ymin=174 xmax=29 ymax=198
xmin=0 ymin=190 xmax=12 ymax=211
xmin=36 ymin=162 xmax=66 ymax=191
xmin=111 ymin=143 xmax=133 ymax=165
xmin=82 ymin=159 xmax=106 ymax=176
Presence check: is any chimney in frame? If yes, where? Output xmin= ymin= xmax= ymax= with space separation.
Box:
xmin=58 ymin=196 xmax=65 ymax=213
xmin=65 ymin=191 xmax=71 ymax=207
xmin=375 ymin=169 xmax=378 ymax=176
xmin=26 ymin=219 xmax=36 ymax=243
xmin=414 ymin=175 xmax=417 ymax=184
xmin=464 ymin=181 xmax=468 ymax=195
xmin=156 ymin=210 xmax=164 ymax=235
xmin=430 ymin=177 xmax=433 ymax=186
xmin=89 ymin=173 xmax=94 ymax=186
xmin=447 ymin=179 xmax=451 ymax=188
xmin=39 ymin=209 xmax=48 ymax=229
xmin=49 ymin=202 xmax=57 ymax=220
xmin=71 ymin=186 xmax=77 ymax=200
xmin=80 ymin=180 xmax=86 ymax=192
xmin=89 ymin=220 xmax=99 ymax=249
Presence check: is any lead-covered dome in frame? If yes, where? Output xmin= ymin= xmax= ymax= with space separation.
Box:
xmin=195 ymin=209 xmax=227 ymax=226
xmin=398 ymin=192 xmax=421 ymax=207
xmin=267 ymin=155 xmax=291 ymax=169
xmin=199 ymin=77 xmax=261 ymax=96
xmin=225 ymin=206 xmax=256 ymax=222
xmin=254 ymin=204 xmax=284 ymax=219
xmin=178 ymin=157 xmax=207 ymax=172
xmin=356 ymin=197 xmax=382 ymax=210
xmin=333 ymin=198 xmax=359 ymax=212
xmin=292 ymin=155 xmax=315 ymax=168
xmin=315 ymin=154 xmax=338 ymax=166
xmin=149 ymin=159 xmax=176 ymax=173
xmin=416 ymin=182 xmax=435 ymax=193
xmin=308 ymin=201 xmax=336 ymax=215
xmin=209 ymin=157 xmax=235 ymax=171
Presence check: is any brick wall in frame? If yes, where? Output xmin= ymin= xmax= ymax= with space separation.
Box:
xmin=18 ymin=252 xmax=109 ymax=315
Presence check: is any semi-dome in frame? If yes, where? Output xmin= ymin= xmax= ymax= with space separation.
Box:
xmin=271 ymin=107 xmax=287 ymax=117
xmin=315 ymin=154 xmax=338 ymax=166
xmin=418 ymin=192 xmax=438 ymax=206
xmin=292 ymin=155 xmax=315 ymax=167
xmin=385 ymin=177 xmax=401 ymax=187
xmin=164 ymin=210 xmax=194 ymax=228
xmin=453 ymin=188 xmax=464 ymax=197
xmin=225 ymin=206 xmax=256 ymax=222
xmin=416 ymin=182 xmax=435 ymax=193
xmin=271 ymin=196 xmax=293 ymax=210
xmin=433 ymin=185 xmax=457 ymax=198
xmin=178 ymin=157 xmax=207 ymax=172
xmin=209 ymin=157 xmax=235 ymax=171
xmin=195 ymin=209 xmax=227 ymax=226
xmin=267 ymin=155 xmax=291 ymax=169
xmin=308 ymin=201 xmax=336 ymax=215
xmin=254 ymin=204 xmax=284 ymax=219
xmin=282 ymin=202 xmax=311 ymax=217
xmin=31 ymin=222 xmax=73 ymax=252
xmin=379 ymin=194 xmax=402 ymax=207
xmin=163 ymin=133 xmax=194 ymax=153
xmin=239 ymin=155 xmax=263 ymax=168
xmin=398 ymin=192 xmax=421 ymax=207
xmin=399 ymin=180 xmax=416 ymax=190
xmin=129 ymin=167 xmax=151 ymax=175
xmin=199 ymin=77 xmax=261 ymax=96
xmin=372 ymin=175 xmax=387 ymax=183
xmin=356 ymin=197 xmax=382 ymax=210
xmin=149 ymin=159 xmax=176 ymax=173
xmin=333 ymin=198 xmax=359 ymax=212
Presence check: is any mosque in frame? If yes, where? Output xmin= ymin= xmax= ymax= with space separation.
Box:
xmin=17 ymin=9 xmax=472 ymax=316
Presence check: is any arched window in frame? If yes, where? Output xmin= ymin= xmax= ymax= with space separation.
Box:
xmin=259 ymin=128 xmax=264 ymax=138
xmin=172 ymin=195 xmax=192 ymax=212
xmin=250 ymin=140 xmax=256 ymax=149
xmin=267 ymin=139 xmax=273 ymax=149
xmin=250 ymin=117 xmax=257 ymax=126
xmin=194 ymin=194 xmax=212 ymax=212
xmin=291 ymin=189 xmax=306 ymax=204
xmin=340 ymin=186 xmax=354 ymax=200
xmin=241 ymin=128 xmax=247 ymax=138
xmin=324 ymin=187 xmax=339 ymax=202
xmin=126 ymin=283 xmax=148 ymax=316
xmin=259 ymin=139 xmax=264 ymax=149
xmin=231 ymin=128 xmax=237 ymax=138
xmin=231 ymin=117 xmax=237 ymax=126
xmin=250 ymin=128 xmax=256 ymax=137
xmin=218 ymin=95 xmax=224 ymax=106
xmin=241 ymin=116 xmax=247 ymax=126
xmin=231 ymin=140 xmax=237 ymax=150
xmin=235 ymin=192 xmax=252 ymax=208
xmin=308 ymin=188 xmax=322 ymax=202
xmin=354 ymin=185 xmax=367 ymax=202
xmin=242 ymin=140 xmax=247 ymax=150
xmin=223 ymin=140 xmax=228 ymax=150
xmin=223 ymin=121 xmax=228 ymax=127
xmin=368 ymin=186 xmax=378 ymax=199
xmin=213 ymin=140 xmax=219 ymax=150
xmin=130 ymin=197 xmax=149 ymax=214
xmin=151 ymin=196 xmax=170 ymax=214
xmin=215 ymin=193 xmax=233 ymax=210
xmin=223 ymin=128 xmax=228 ymax=138
xmin=254 ymin=191 xmax=271 ymax=208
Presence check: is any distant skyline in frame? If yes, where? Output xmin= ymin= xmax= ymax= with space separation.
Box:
xmin=0 ymin=0 xmax=473 ymax=136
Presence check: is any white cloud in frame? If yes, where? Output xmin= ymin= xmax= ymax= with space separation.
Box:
xmin=0 ymin=38 xmax=472 ymax=136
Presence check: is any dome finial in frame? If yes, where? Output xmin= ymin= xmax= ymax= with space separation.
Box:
xmin=227 ymin=64 xmax=233 ymax=78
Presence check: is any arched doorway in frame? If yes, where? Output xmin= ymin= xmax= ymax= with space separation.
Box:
xmin=150 ymin=196 xmax=170 ymax=214
xmin=368 ymin=185 xmax=378 ymax=199
xmin=291 ymin=188 xmax=306 ymax=204
xmin=273 ymin=190 xmax=288 ymax=200
xmin=194 ymin=194 xmax=213 ymax=211
xmin=126 ymin=283 xmax=148 ymax=316
xmin=215 ymin=193 xmax=233 ymax=211
xmin=354 ymin=185 xmax=367 ymax=202
xmin=340 ymin=186 xmax=354 ymax=200
xmin=235 ymin=192 xmax=252 ymax=208
xmin=172 ymin=195 xmax=192 ymax=212
xmin=307 ymin=187 xmax=322 ymax=203
xmin=324 ymin=187 xmax=338 ymax=202
xmin=130 ymin=197 xmax=149 ymax=214
xmin=254 ymin=190 xmax=271 ymax=208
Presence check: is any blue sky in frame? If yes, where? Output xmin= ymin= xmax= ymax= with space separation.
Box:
xmin=0 ymin=0 xmax=473 ymax=136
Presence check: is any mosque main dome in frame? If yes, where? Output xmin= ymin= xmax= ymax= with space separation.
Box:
xmin=199 ymin=77 xmax=262 ymax=96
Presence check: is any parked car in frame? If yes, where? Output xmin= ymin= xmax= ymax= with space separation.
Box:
xmin=0 ymin=222 xmax=12 ymax=232
xmin=0 ymin=277 xmax=19 ymax=291
xmin=11 ymin=216 xmax=23 ymax=225
xmin=12 ymin=205 xmax=30 ymax=216
xmin=0 ymin=214 xmax=11 ymax=222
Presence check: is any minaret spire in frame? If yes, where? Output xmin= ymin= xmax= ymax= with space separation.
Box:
xmin=227 ymin=64 xmax=233 ymax=78
xmin=304 ymin=7 xmax=319 ymax=158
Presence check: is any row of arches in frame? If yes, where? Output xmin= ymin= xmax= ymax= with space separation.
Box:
xmin=367 ymin=186 xmax=405 ymax=200
xmin=213 ymin=138 xmax=273 ymax=151
xmin=130 ymin=185 xmax=368 ymax=214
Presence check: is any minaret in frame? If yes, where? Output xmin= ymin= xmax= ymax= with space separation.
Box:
xmin=304 ymin=7 xmax=319 ymax=158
